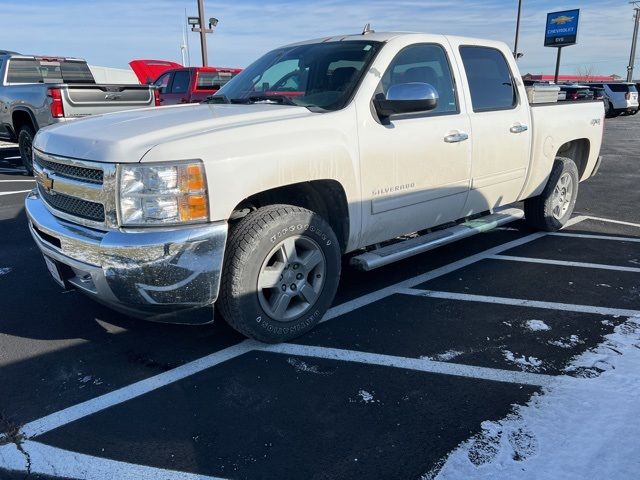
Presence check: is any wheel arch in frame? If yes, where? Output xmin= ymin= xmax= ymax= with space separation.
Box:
xmin=11 ymin=107 xmax=38 ymax=135
xmin=229 ymin=180 xmax=350 ymax=253
xmin=555 ymin=138 xmax=590 ymax=180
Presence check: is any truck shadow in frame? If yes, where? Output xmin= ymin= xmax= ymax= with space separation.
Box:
xmin=0 ymin=144 xmax=28 ymax=175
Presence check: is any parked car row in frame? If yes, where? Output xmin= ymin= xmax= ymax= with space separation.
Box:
xmin=523 ymin=78 xmax=638 ymax=118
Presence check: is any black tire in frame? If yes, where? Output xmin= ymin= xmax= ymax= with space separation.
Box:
xmin=630 ymin=109 xmax=638 ymax=116
xmin=17 ymin=125 xmax=35 ymax=175
xmin=524 ymin=157 xmax=579 ymax=232
xmin=604 ymin=100 xmax=620 ymax=118
xmin=219 ymin=204 xmax=341 ymax=343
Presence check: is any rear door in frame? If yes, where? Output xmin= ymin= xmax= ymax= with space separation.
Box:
xmin=452 ymin=43 xmax=531 ymax=215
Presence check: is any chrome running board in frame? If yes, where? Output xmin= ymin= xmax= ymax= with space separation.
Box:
xmin=350 ymin=208 xmax=525 ymax=271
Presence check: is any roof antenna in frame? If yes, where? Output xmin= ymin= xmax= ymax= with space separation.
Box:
xmin=362 ymin=23 xmax=374 ymax=35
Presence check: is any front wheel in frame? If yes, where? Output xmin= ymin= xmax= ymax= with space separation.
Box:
xmin=524 ymin=157 xmax=579 ymax=231
xmin=219 ymin=205 xmax=341 ymax=343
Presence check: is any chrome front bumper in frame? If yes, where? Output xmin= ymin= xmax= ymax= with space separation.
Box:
xmin=25 ymin=190 xmax=227 ymax=324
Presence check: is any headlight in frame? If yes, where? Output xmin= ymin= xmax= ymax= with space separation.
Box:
xmin=118 ymin=162 xmax=209 ymax=226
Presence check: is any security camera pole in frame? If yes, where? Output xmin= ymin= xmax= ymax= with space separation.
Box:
xmin=188 ymin=0 xmax=218 ymax=67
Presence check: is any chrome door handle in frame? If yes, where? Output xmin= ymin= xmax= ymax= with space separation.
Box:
xmin=510 ymin=124 xmax=528 ymax=133
xmin=444 ymin=132 xmax=469 ymax=143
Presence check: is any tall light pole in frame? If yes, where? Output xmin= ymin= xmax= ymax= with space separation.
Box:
xmin=513 ymin=0 xmax=523 ymax=60
xmin=188 ymin=1 xmax=217 ymax=67
xmin=627 ymin=2 xmax=640 ymax=82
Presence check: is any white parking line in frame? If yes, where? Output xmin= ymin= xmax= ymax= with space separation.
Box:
xmin=264 ymin=343 xmax=558 ymax=387
xmin=0 ymin=440 xmax=227 ymax=480
xmin=397 ymin=288 xmax=640 ymax=318
xmin=0 ymin=179 xmax=34 ymax=183
xmin=0 ymin=189 xmax=31 ymax=196
xmin=490 ymin=254 xmax=640 ymax=273
xmin=19 ymin=341 xmax=257 ymax=438
xmin=549 ymin=232 xmax=640 ymax=243
xmin=322 ymin=231 xmax=549 ymax=322
xmin=583 ymin=215 xmax=640 ymax=229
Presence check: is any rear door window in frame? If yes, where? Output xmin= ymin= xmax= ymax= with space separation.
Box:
xmin=170 ymin=71 xmax=191 ymax=94
xmin=459 ymin=46 xmax=517 ymax=112
xmin=607 ymin=84 xmax=631 ymax=93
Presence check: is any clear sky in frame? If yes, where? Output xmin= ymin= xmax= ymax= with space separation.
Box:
xmin=0 ymin=0 xmax=636 ymax=77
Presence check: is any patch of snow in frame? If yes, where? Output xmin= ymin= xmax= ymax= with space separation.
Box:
xmin=0 ymin=267 xmax=11 ymax=276
xmin=352 ymin=389 xmax=378 ymax=404
xmin=431 ymin=317 xmax=640 ymax=480
xmin=597 ymin=283 xmax=612 ymax=288
xmin=525 ymin=320 xmax=551 ymax=332
xmin=548 ymin=335 xmax=583 ymax=349
xmin=503 ymin=351 xmax=543 ymax=371
xmin=422 ymin=350 xmax=464 ymax=362
xmin=286 ymin=357 xmax=331 ymax=375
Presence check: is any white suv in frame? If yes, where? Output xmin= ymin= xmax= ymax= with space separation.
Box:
xmin=594 ymin=83 xmax=639 ymax=117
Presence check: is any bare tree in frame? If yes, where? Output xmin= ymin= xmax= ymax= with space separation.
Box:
xmin=576 ymin=65 xmax=596 ymax=82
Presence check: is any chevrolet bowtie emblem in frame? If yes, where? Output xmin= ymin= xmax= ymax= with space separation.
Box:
xmin=36 ymin=170 xmax=54 ymax=192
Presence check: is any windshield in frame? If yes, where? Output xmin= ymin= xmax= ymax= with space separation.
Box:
xmin=209 ymin=40 xmax=381 ymax=111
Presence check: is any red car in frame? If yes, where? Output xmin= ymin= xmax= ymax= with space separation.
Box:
xmin=152 ymin=67 xmax=241 ymax=105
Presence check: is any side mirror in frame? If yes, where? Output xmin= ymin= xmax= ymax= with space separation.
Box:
xmin=374 ymin=82 xmax=438 ymax=118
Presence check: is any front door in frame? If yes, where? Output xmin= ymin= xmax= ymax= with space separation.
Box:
xmin=163 ymin=70 xmax=192 ymax=105
xmin=358 ymin=43 xmax=472 ymax=246
xmin=453 ymin=44 xmax=532 ymax=215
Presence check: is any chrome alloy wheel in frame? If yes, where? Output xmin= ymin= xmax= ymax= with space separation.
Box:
xmin=257 ymin=236 xmax=326 ymax=321
xmin=551 ymin=172 xmax=574 ymax=220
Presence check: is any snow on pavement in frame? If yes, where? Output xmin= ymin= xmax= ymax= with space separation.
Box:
xmin=525 ymin=320 xmax=550 ymax=332
xmin=430 ymin=317 xmax=640 ymax=480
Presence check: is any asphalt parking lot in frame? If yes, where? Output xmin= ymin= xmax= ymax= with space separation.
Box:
xmin=1 ymin=114 xmax=639 ymax=479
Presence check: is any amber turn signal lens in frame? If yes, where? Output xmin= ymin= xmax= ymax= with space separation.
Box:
xmin=186 ymin=164 xmax=206 ymax=191
xmin=179 ymin=195 xmax=208 ymax=222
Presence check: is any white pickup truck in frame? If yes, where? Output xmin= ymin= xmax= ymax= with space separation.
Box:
xmin=26 ymin=32 xmax=604 ymax=342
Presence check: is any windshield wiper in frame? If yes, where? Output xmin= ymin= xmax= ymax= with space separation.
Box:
xmin=204 ymin=94 xmax=230 ymax=104
xmin=231 ymin=94 xmax=297 ymax=106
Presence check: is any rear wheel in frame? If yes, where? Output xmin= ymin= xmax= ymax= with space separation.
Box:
xmin=17 ymin=125 xmax=35 ymax=175
xmin=604 ymin=100 xmax=616 ymax=118
xmin=219 ymin=204 xmax=341 ymax=343
xmin=524 ymin=157 xmax=579 ymax=231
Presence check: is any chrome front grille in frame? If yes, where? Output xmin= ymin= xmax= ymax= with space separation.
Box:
xmin=34 ymin=155 xmax=104 ymax=185
xmin=33 ymin=150 xmax=118 ymax=229
xmin=38 ymin=187 xmax=105 ymax=222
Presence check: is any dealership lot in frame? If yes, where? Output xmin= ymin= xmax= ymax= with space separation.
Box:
xmin=1 ymin=114 xmax=639 ymax=479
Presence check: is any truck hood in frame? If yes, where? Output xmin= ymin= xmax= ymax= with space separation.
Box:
xmin=33 ymin=103 xmax=314 ymax=163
